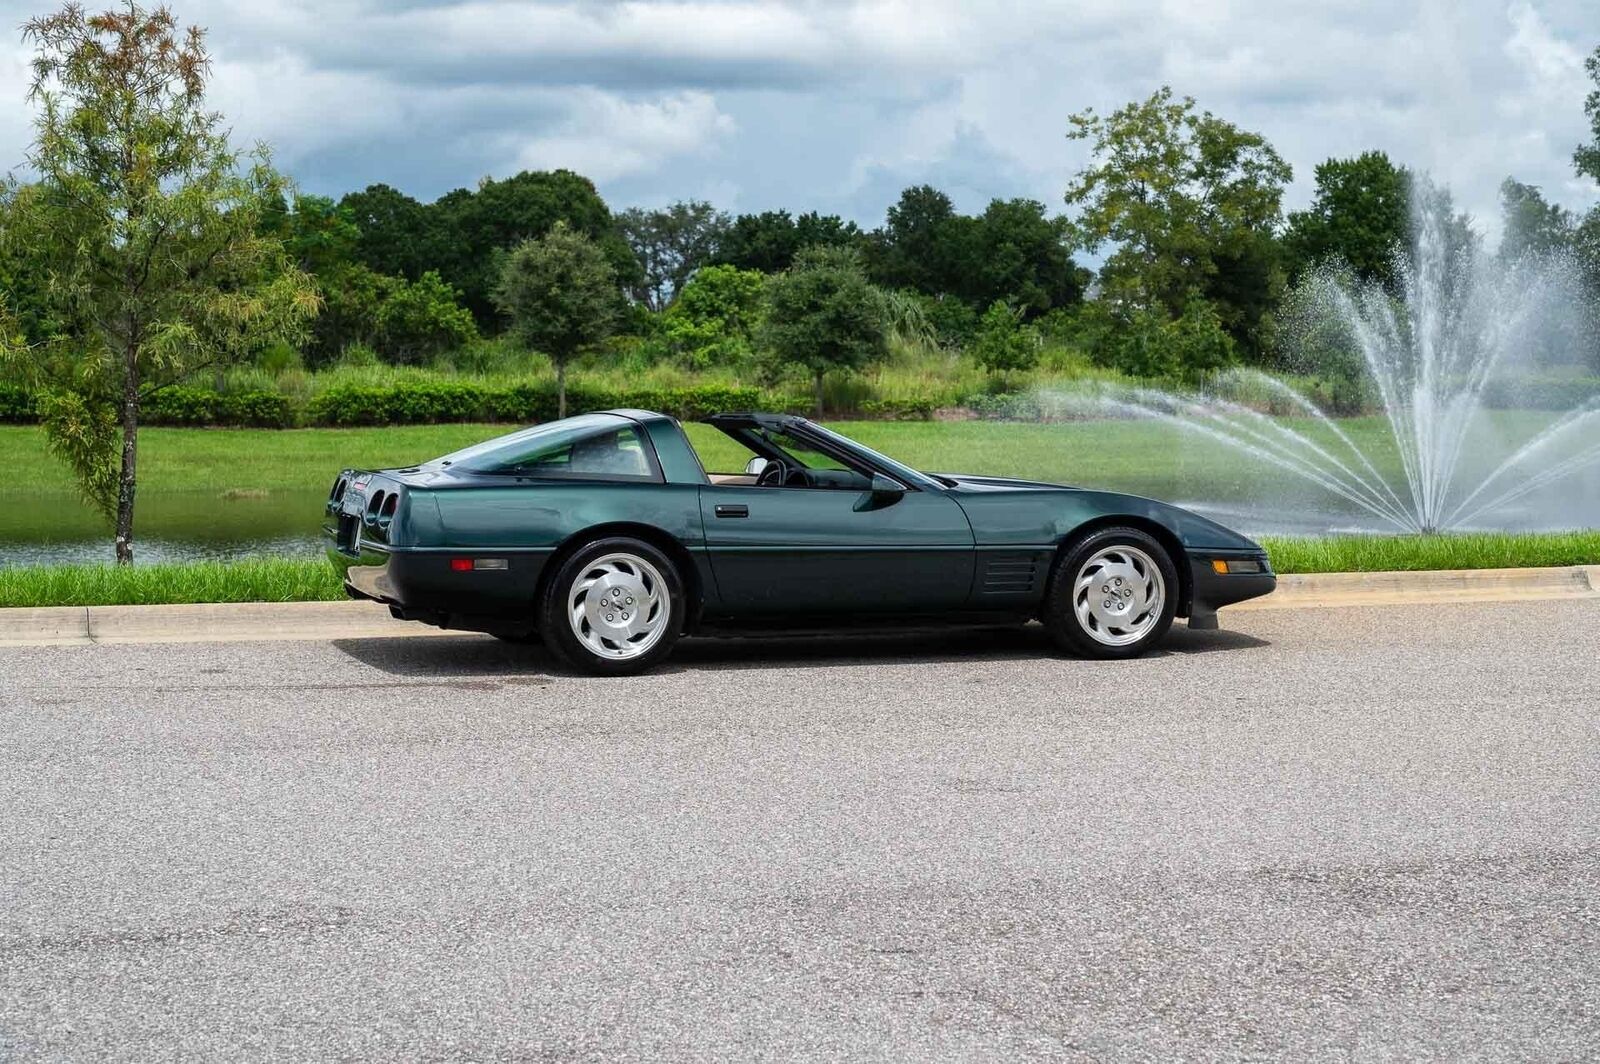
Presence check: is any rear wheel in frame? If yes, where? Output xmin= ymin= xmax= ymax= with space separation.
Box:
xmin=1044 ymin=527 xmax=1177 ymax=659
xmin=539 ymin=537 xmax=683 ymax=675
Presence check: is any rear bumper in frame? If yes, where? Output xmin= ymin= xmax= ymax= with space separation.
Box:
xmin=1187 ymin=550 xmax=1276 ymax=628
xmin=324 ymin=531 xmax=551 ymax=635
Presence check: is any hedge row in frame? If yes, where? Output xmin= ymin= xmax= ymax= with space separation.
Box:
xmin=0 ymin=381 xmax=850 ymax=428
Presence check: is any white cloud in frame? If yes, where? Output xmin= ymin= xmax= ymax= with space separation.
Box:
xmin=0 ymin=0 xmax=1595 ymax=237
xmin=503 ymin=88 xmax=735 ymax=181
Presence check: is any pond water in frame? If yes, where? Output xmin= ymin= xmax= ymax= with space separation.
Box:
xmin=1 ymin=491 xmax=331 ymax=567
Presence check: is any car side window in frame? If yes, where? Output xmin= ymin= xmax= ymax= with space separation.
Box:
xmin=467 ymin=424 xmax=657 ymax=480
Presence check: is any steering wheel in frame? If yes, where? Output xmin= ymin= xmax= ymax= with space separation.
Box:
xmin=755 ymin=459 xmax=790 ymax=487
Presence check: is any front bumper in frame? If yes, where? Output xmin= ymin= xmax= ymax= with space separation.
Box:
xmin=1186 ymin=550 xmax=1276 ymax=629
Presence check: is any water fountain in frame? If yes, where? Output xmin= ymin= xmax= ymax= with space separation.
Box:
xmin=1044 ymin=181 xmax=1600 ymax=534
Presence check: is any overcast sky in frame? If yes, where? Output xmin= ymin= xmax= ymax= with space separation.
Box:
xmin=1 ymin=0 xmax=1597 ymax=240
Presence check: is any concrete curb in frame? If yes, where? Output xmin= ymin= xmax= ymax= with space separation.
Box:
xmin=1228 ymin=564 xmax=1600 ymax=612
xmin=0 ymin=600 xmax=429 ymax=648
xmin=0 ymin=565 xmax=1595 ymax=647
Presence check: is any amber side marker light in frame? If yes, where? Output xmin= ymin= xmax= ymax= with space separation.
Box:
xmin=1212 ymin=558 xmax=1265 ymax=575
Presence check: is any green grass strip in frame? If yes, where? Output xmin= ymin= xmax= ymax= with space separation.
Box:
xmin=1 ymin=531 xmax=1597 ymax=608
xmin=0 ymin=558 xmax=344 ymax=608
xmin=1261 ymin=531 xmax=1600 ymax=575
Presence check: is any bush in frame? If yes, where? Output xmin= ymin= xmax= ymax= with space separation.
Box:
xmin=143 ymin=386 xmax=215 ymax=426
xmin=0 ymin=384 xmax=36 ymax=423
xmin=859 ymin=397 xmax=935 ymax=420
xmin=1481 ymin=376 xmax=1600 ymax=410
xmin=215 ymin=390 xmax=294 ymax=428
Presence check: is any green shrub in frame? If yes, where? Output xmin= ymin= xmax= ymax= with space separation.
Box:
xmin=859 ymin=397 xmax=935 ymax=420
xmin=1481 ymin=376 xmax=1600 ymax=410
xmin=143 ymin=386 xmax=216 ymax=426
xmin=0 ymin=384 xmax=36 ymax=423
xmin=215 ymin=390 xmax=294 ymax=428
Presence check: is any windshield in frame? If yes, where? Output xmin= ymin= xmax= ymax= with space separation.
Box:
xmin=805 ymin=423 xmax=942 ymax=490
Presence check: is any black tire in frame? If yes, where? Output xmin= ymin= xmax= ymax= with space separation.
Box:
xmin=538 ymin=536 xmax=684 ymax=676
xmin=1043 ymin=526 xmax=1179 ymax=659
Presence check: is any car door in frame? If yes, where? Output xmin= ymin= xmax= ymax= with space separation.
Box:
xmin=698 ymin=481 xmax=976 ymax=613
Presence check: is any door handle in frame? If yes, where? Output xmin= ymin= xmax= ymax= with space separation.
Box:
xmin=714 ymin=504 xmax=749 ymax=518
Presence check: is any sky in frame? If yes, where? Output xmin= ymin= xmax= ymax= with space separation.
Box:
xmin=1 ymin=0 xmax=1597 ymax=242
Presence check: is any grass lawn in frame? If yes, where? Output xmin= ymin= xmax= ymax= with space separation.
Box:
xmin=0 ymin=418 xmax=1410 ymax=496
xmin=1 ymin=531 xmax=1595 ymax=607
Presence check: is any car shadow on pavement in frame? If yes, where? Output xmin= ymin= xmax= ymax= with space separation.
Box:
xmin=333 ymin=623 xmax=1268 ymax=679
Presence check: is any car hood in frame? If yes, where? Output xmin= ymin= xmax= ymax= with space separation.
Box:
xmin=934 ymin=472 xmax=1264 ymax=553
xmin=933 ymin=472 xmax=1081 ymax=492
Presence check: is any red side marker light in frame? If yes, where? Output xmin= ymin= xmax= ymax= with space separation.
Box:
xmin=450 ymin=558 xmax=474 ymax=572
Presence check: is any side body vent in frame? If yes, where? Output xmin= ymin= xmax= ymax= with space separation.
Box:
xmin=978 ymin=552 xmax=1044 ymax=597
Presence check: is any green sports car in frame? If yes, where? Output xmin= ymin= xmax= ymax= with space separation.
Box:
xmin=326 ymin=410 xmax=1275 ymax=674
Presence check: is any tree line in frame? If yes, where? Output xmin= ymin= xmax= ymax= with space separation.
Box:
xmin=2 ymin=2 xmax=1598 ymax=561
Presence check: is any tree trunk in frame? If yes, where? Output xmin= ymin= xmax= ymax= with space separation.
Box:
xmin=813 ymin=369 xmax=825 ymax=420
xmin=113 ymin=347 xmax=140 ymax=566
xmin=556 ymin=359 xmax=567 ymax=420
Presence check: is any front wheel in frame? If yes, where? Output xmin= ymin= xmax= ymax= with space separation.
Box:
xmin=1044 ymin=527 xmax=1178 ymax=659
xmin=539 ymin=537 xmax=684 ymax=675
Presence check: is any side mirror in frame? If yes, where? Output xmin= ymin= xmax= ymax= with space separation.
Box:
xmin=855 ymin=473 xmax=906 ymax=511
xmin=744 ymin=457 xmax=769 ymax=477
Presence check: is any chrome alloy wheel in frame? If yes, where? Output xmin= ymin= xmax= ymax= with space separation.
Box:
xmin=567 ymin=553 xmax=671 ymax=661
xmin=1072 ymin=545 xmax=1165 ymax=648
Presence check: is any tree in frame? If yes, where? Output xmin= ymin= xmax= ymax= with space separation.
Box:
xmin=616 ymin=200 xmax=730 ymax=311
xmin=715 ymin=210 xmax=863 ymax=273
xmin=435 ymin=170 xmax=635 ymax=326
xmin=1284 ymin=152 xmax=1409 ymax=287
xmin=260 ymin=193 xmax=360 ymax=278
xmin=1575 ymin=46 xmax=1600 ymax=185
xmin=493 ymin=222 xmax=618 ymax=418
xmin=338 ymin=183 xmax=434 ymax=280
xmin=661 ymin=264 xmax=765 ymax=368
xmin=971 ymin=301 xmax=1039 ymax=373
xmin=375 ymin=271 xmax=479 ymax=364
xmin=1065 ymin=87 xmax=1292 ymax=359
xmin=969 ymin=198 xmax=1085 ymax=315
xmin=1499 ymin=179 xmax=1575 ymax=260
xmin=760 ymin=246 xmax=888 ymax=417
xmin=867 ymin=185 xmax=975 ymax=296
xmin=0 ymin=3 xmax=316 ymax=563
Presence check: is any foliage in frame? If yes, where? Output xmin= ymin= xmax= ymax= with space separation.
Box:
xmin=971 ymin=301 xmax=1040 ymax=373
xmin=1165 ymin=296 xmax=1237 ymax=378
xmin=617 ymin=200 xmax=730 ymax=311
xmin=1283 ymin=152 xmax=1409 ymax=287
xmin=260 ymin=192 xmax=361 ymax=277
xmin=661 ymin=264 xmax=765 ymax=368
xmin=374 ymin=270 xmax=479 ymax=364
xmin=760 ymin=246 xmax=890 ymax=416
xmin=969 ymin=198 xmax=1086 ymax=315
xmin=714 ymin=209 xmax=864 ymax=273
xmin=1499 ymin=178 xmax=1576 ymax=260
xmin=493 ymin=222 xmax=620 ymax=417
xmin=1065 ymin=87 xmax=1291 ymax=361
xmin=433 ymin=170 xmax=636 ymax=325
xmin=1575 ymin=46 xmax=1600 ymax=186
xmin=0 ymin=2 xmax=317 ymax=562
xmin=339 ymin=183 xmax=435 ymax=280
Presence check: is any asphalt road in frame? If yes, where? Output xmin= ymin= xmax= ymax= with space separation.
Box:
xmin=1 ymin=601 xmax=1597 ymax=1062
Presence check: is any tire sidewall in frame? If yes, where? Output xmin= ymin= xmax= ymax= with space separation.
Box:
xmin=540 ymin=536 xmax=684 ymax=675
xmin=1046 ymin=527 xmax=1179 ymax=659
